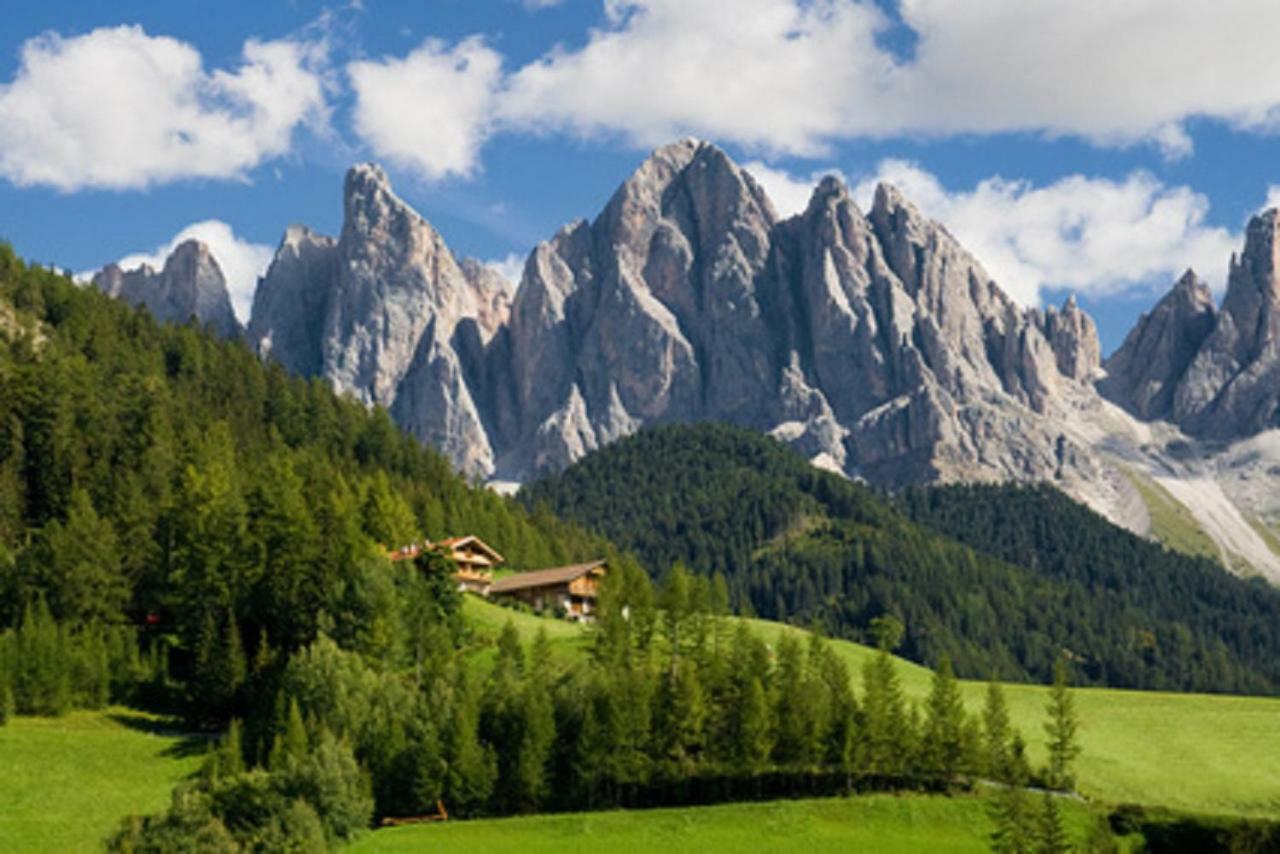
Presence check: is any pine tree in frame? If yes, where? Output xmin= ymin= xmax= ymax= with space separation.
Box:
xmin=659 ymin=563 xmax=692 ymax=662
xmin=1044 ymin=655 xmax=1081 ymax=790
xmin=514 ymin=659 xmax=555 ymax=811
xmin=734 ymin=676 xmax=772 ymax=775
xmin=922 ymin=655 xmax=969 ymax=783
xmin=211 ymin=719 xmax=245 ymax=778
xmin=990 ymin=733 xmax=1036 ymax=854
xmin=652 ymin=662 xmax=706 ymax=778
xmin=445 ymin=670 xmax=496 ymax=813
xmin=983 ymin=680 xmax=1013 ymax=781
xmin=1037 ymin=791 xmax=1072 ymax=854
xmin=41 ymin=488 xmax=126 ymax=624
xmin=860 ymin=644 xmax=909 ymax=776
xmin=271 ymin=697 xmax=309 ymax=771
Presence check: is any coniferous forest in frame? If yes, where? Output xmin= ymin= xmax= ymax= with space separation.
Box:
xmin=0 ymin=247 xmax=1090 ymax=850
xmin=2 ymin=245 xmax=1278 ymax=852
xmin=522 ymin=422 xmax=1280 ymax=694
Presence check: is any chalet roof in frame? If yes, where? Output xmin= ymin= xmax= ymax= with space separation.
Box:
xmin=436 ymin=535 xmax=505 ymax=565
xmin=489 ymin=560 xmax=607 ymax=594
xmin=386 ymin=535 xmax=505 ymax=566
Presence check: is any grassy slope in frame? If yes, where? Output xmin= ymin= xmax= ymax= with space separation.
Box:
xmin=349 ymin=793 xmax=1097 ymax=854
xmin=1122 ymin=468 xmax=1221 ymax=564
xmin=0 ymin=708 xmax=206 ymax=853
xmin=469 ymin=598 xmax=1280 ymax=818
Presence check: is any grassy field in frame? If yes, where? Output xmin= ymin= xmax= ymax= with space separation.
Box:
xmin=3 ymin=601 xmax=1275 ymax=853
xmin=0 ymin=707 xmax=207 ymax=853
xmin=468 ymin=597 xmax=1280 ymax=818
xmin=349 ymin=793 xmax=1099 ymax=854
xmin=1123 ymin=468 xmax=1221 ymax=563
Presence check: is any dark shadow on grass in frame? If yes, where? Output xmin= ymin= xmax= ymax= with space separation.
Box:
xmin=107 ymin=710 xmax=215 ymax=759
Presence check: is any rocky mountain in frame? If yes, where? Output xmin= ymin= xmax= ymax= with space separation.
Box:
xmin=1099 ymin=269 xmax=1217 ymax=421
xmin=247 ymin=163 xmax=510 ymax=477
xmin=1103 ymin=210 xmax=1280 ymax=440
xmin=89 ymin=140 xmax=1280 ymax=580
xmin=240 ymin=141 xmax=1109 ymax=499
xmin=92 ymin=239 xmax=240 ymax=339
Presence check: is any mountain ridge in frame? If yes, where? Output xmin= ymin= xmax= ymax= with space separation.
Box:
xmin=86 ymin=140 xmax=1280 ymax=580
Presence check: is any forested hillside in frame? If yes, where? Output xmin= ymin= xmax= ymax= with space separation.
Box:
xmin=521 ymin=423 xmax=1280 ymax=694
xmin=0 ymin=243 xmax=616 ymax=717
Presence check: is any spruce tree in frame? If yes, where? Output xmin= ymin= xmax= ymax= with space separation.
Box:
xmin=990 ymin=733 xmax=1036 ymax=854
xmin=922 ymin=655 xmax=969 ymax=783
xmin=212 ymin=719 xmax=245 ymax=778
xmin=1044 ymin=655 xmax=1081 ymax=790
xmin=983 ymin=681 xmax=1013 ymax=781
xmin=1037 ymin=791 xmax=1072 ymax=854
xmin=734 ymin=676 xmax=772 ymax=775
xmin=860 ymin=627 xmax=909 ymax=776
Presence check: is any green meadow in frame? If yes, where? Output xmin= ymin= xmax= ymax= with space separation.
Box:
xmin=469 ymin=598 xmax=1280 ymax=818
xmin=0 ymin=708 xmax=207 ymax=853
xmin=348 ymin=792 xmax=1098 ymax=854
xmin=2 ymin=600 xmax=1274 ymax=853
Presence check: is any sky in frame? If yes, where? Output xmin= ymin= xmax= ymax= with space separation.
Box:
xmin=2 ymin=1 xmax=1279 ymax=353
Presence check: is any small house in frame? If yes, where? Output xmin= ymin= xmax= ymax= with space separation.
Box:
xmin=388 ymin=535 xmax=505 ymax=595
xmin=489 ymin=560 xmax=608 ymax=621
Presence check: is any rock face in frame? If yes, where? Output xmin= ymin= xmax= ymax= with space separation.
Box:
xmin=1100 ymin=269 xmax=1216 ymax=421
xmin=1102 ymin=210 xmax=1280 ymax=440
xmin=1173 ymin=210 xmax=1280 ymax=438
xmin=92 ymin=240 xmax=241 ymax=339
xmin=240 ymin=140 xmax=1105 ymax=490
xmin=234 ymin=142 xmax=1119 ymax=490
xmin=247 ymin=163 xmax=509 ymax=477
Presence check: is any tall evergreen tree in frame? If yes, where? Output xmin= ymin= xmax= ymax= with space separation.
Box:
xmin=990 ymin=733 xmax=1037 ymax=854
xmin=983 ymin=681 xmax=1014 ymax=781
xmin=1044 ymin=655 xmax=1081 ymax=791
xmin=921 ymin=655 xmax=970 ymax=782
xmin=1037 ymin=792 xmax=1072 ymax=854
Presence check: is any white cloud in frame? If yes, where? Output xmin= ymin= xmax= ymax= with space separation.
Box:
xmin=487 ymin=253 xmax=526 ymax=289
xmin=110 ymin=221 xmax=273 ymax=324
xmin=743 ymin=160 xmax=846 ymax=218
xmin=0 ymin=26 xmax=328 ymax=191
xmin=499 ymin=0 xmax=888 ymax=156
xmin=841 ymin=160 xmax=1238 ymax=306
xmin=348 ymin=37 xmax=503 ymax=181
xmin=1264 ymin=187 xmax=1280 ymax=213
xmin=347 ymin=1 xmax=1280 ymax=173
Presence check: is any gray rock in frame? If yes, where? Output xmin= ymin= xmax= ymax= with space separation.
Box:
xmin=1173 ymin=210 xmax=1280 ymax=437
xmin=234 ymin=145 xmax=1114 ymax=498
xmin=93 ymin=240 xmax=241 ymax=339
xmin=1100 ymin=269 xmax=1215 ymax=420
xmin=248 ymin=225 xmax=338 ymax=376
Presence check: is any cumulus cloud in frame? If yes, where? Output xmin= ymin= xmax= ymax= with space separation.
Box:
xmin=110 ymin=221 xmax=273 ymax=323
xmin=348 ymin=37 xmax=503 ymax=181
xmin=744 ymin=160 xmax=847 ymax=218
xmin=836 ymin=160 xmax=1238 ymax=306
xmin=486 ymin=252 xmax=527 ymax=289
xmin=347 ymin=1 xmax=1280 ymax=175
xmin=0 ymin=26 xmax=328 ymax=191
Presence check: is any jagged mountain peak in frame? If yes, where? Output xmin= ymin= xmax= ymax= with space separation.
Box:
xmin=91 ymin=237 xmax=240 ymax=340
xmin=600 ymin=139 xmax=779 ymax=238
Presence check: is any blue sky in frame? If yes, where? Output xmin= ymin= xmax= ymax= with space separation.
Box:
xmin=1 ymin=1 xmax=1279 ymax=352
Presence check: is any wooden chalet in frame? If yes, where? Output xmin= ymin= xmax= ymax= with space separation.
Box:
xmin=488 ymin=560 xmax=608 ymax=621
xmin=387 ymin=535 xmax=505 ymax=595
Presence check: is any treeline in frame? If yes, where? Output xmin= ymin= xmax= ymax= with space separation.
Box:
xmin=897 ymin=482 xmax=1280 ymax=691
xmin=522 ymin=423 xmax=1280 ymax=694
xmin=0 ymin=245 xmax=621 ymax=725
xmin=112 ymin=561 xmax=1087 ymax=851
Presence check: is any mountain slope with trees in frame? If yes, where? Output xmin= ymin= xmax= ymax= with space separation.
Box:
xmin=521 ymin=422 xmax=1280 ymax=694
